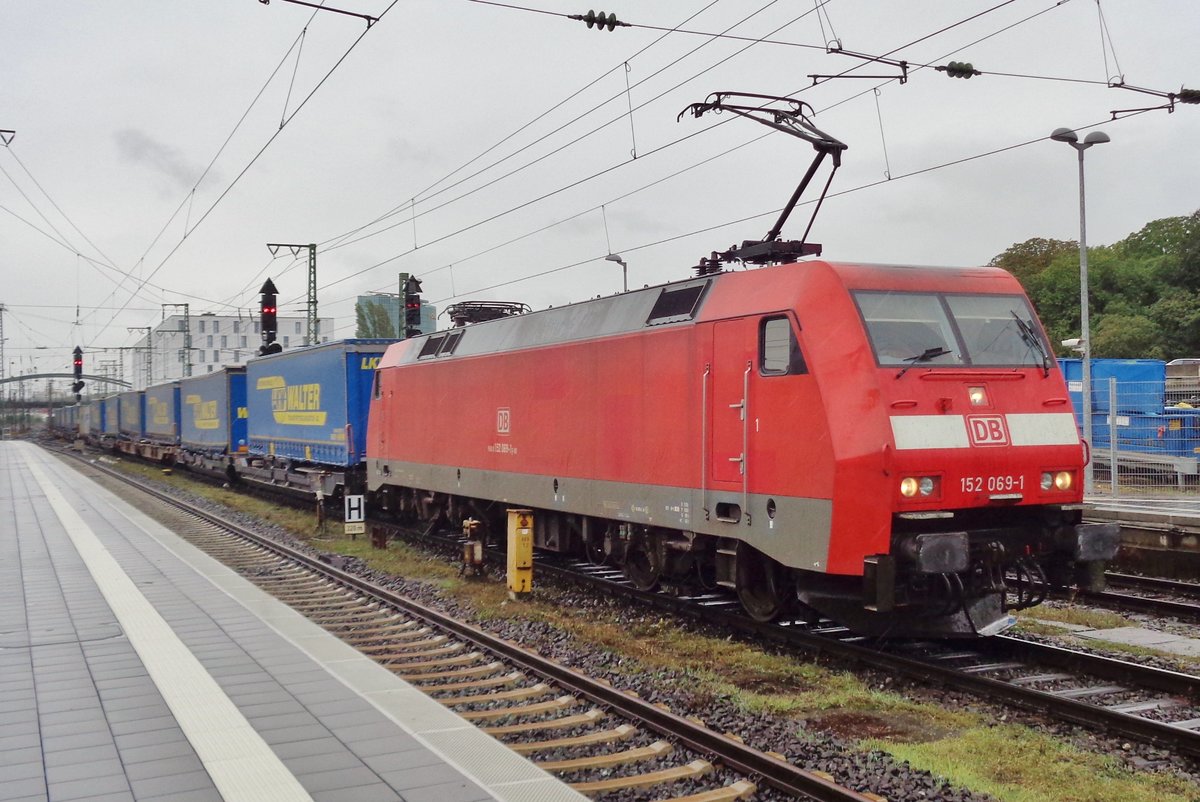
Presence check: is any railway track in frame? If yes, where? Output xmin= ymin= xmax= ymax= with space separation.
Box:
xmin=55 ymin=442 xmax=1200 ymax=761
xmin=543 ymin=559 xmax=1200 ymax=760
xmin=62 ymin=451 xmax=882 ymax=802
xmin=1077 ymin=573 xmax=1200 ymax=624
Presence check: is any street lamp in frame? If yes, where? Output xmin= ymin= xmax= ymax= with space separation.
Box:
xmin=1050 ymin=126 xmax=1110 ymax=496
xmin=605 ymin=253 xmax=628 ymax=293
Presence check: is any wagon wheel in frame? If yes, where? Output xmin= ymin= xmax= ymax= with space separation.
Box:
xmin=736 ymin=542 xmax=791 ymax=622
xmin=622 ymin=530 xmax=661 ymax=592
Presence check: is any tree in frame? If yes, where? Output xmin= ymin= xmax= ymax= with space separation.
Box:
xmin=1113 ymin=213 xmax=1198 ymax=260
xmin=355 ymin=298 xmax=397 ymax=338
xmin=1000 ymin=210 xmax=1200 ymax=360
xmin=1090 ymin=314 xmax=1163 ymax=359
xmin=1149 ymin=292 xmax=1200 ymax=357
xmin=988 ymin=237 xmax=1076 ymax=286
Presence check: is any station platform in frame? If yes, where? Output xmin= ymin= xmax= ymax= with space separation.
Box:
xmin=0 ymin=442 xmax=584 ymax=802
xmin=1085 ymin=495 xmax=1200 ymax=530
xmin=1021 ymin=613 xmax=1200 ymax=658
xmin=1083 ymin=495 xmax=1200 ymax=576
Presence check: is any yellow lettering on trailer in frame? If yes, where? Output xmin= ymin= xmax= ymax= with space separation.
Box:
xmin=268 ymin=381 xmax=327 ymax=426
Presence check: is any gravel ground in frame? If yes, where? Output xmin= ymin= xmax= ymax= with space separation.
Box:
xmin=72 ymin=452 xmax=1200 ymax=801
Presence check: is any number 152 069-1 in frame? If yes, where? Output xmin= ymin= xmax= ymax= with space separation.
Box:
xmin=960 ymin=475 xmax=1024 ymax=493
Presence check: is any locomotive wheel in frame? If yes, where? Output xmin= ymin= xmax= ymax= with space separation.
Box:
xmin=622 ymin=531 xmax=661 ymax=592
xmin=735 ymin=543 xmax=790 ymax=622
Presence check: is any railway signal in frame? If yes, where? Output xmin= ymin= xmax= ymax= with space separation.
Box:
xmin=72 ymin=346 xmax=84 ymax=399
xmin=404 ymin=275 xmax=423 ymax=339
xmin=259 ymin=278 xmax=282 ymax=355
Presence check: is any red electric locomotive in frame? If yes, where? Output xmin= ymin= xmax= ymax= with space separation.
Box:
xmin=366 ymin=93 xmax=1117 ymax=637
xmin=365 ymin=259 xmax=1119 ymax=637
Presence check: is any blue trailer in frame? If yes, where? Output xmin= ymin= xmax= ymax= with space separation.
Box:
xmin=246 ymin=340 xmax=391 ymax=466
xmin=145 ymin=382 xmax=181 ymax=444
xmin=118 ymin=390 xmax=146 ymax=439
xmin=79 ymin=402 xmax=96 ymax=439
xmin=242 ymin=340 xmax=393 ymax=497
xmin=180 ymin=367 xmax=248 ymax=457
xmin=102 ymin=396 xmax=120 ymax=439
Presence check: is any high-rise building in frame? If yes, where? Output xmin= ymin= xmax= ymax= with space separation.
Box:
xmin=355 ymin=293 xmax=436 ymax=338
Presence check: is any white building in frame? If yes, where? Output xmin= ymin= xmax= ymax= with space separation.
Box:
xmin=129 ymin=312 xmax=334 ymax=389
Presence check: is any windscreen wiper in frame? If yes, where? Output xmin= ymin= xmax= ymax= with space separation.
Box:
xmin=896 ymin=346 xmax=951 ymax=378
xmin=1010 ymin=311 xmax=1051 ymax=377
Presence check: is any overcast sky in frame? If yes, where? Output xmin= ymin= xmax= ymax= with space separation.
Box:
xmin=3 ymin=0 xmax=1197 ymax=383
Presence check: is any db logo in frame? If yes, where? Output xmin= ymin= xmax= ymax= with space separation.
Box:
xmin=967 ymin=415 xmax=1009 ymax=446
xmin=496 ymin=407 xmax=511 ymax=435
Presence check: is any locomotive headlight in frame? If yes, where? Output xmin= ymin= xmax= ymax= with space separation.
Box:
xmin=1041 ymin=471 xmax=1074 ymax=491
xmin=968 ymin=386 xmax=988 ymax=406
xmin=900 ymin=476 xmax=938 ymax=497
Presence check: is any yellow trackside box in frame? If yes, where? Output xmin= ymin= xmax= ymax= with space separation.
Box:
xmin=507 ymin=509 xmax=534 ymax=598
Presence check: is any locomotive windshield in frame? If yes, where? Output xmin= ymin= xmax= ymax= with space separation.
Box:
xmin=854 ymin=291 xmax=1049 ymax=368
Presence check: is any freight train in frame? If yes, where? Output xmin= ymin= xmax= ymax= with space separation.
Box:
xmin=51 ymin=261 xmax=1120 ymax=638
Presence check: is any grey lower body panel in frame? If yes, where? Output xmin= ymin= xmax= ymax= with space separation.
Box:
xmin=369 ymin=459 xmax=834 ymax=571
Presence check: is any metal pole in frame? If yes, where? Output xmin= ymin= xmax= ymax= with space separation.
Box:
xmin=307 ymin=243 xmax=317 ymax=346
xmin=1078 ymin=146 xmax=1093 ymax=496
xmin=1108 ymin=377 xmax=1118 ymax=498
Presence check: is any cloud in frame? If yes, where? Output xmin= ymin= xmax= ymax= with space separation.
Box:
xmin=114 ymin=129 xmax=196 ymax=190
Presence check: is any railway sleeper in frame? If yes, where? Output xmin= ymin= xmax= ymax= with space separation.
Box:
xmin=506 ymin=724 xmax=638 ymax=755
xmin=387 ymin=651 xmax=483 ymax=671
xmin=569 ymin=759 xmax=713 ymax=794
xmin=483 ymin=708 xmax=605 ymax=736
xmin=399 ymin=659 xmax=503 ymax=682
xmin=446 ymin=682 xmax=553 ymax=707
xmin=355 ymin=635 xmax=452 ymax=654
xmin=458 ymin=695 xmax=577 ymax=721
xmin=536 ymin=740 xmax=672 ymax=771
xmin=365 ymin=638 xmax=462 ymax=657
xmin=655 ymin=779 xmax=757 ymax=802
xmin=421 ymin=670 xmax=524 ymax=694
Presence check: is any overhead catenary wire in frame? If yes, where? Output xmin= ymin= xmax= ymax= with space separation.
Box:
xmin=322 ymin=1 xmax=1140 ymax=317
xmin=90 ymin=0 xmax=402 ymax=351
xmin=8 ymin=1 xmax=1178 ymax=361
xmin=309 ymin=0 xmax=1134 ymax=282
xmin=323 ymin=111 xmax=1140 ymax=330
xmin=136 ymin=0 xmax=1099 ymax=326
xmin=0 ymin=203 xmax=233 ymax=309
xmin=309 ymin=0 xmax=734 ymax=263
xmin=312 ymin=0 xmax=797 ymax=262
xmin=288 ymin=0 xmax=1053 ymax=309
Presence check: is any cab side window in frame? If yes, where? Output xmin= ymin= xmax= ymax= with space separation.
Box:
xmin=760 ymin=317 xmax=806 ymax=375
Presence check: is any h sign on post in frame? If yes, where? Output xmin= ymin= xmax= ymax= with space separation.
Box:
xmin=344 ymin=494 xmax=365 ymax=535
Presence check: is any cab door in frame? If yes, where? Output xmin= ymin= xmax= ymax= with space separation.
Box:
xmin=711 ymin=319 xmax=754 ymax=485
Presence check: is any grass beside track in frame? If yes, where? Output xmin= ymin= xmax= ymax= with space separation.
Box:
xmin=97 ymin=456 xmax=1199 ymax=802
